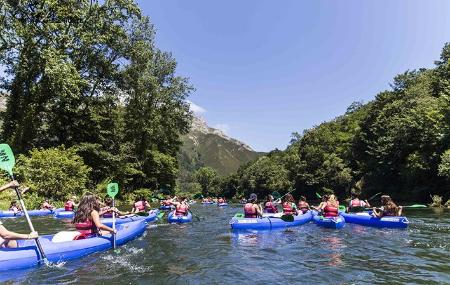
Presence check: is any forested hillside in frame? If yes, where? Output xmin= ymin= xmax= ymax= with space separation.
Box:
xmin=224 ymin=44 xmax=450 ymax=202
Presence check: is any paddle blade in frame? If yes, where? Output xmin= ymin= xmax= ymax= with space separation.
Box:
xmin=0 ymin=144 xmax=15 ymax=176
xmin=157 ymin=212 xmax=165 ymax=219
xmin=281 ymin=214 xmax=294 ymax=222
xmin=271 ymin=191 xmax=281 ymax=200
xmin=315 ymin=192 xmax=322 ymax=199
xmin=107 ymin=183 xmax=119 ymax=198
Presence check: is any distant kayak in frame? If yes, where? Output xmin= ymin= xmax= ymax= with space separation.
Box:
xmin=102 ymin=210 xmax=159 ymax=226
xmin=167 ymin=211 xmax=193 ymax=223
xmin=341 ymin=212 xmax=409 ymax=228
xmin=0 ymin=220 xmax=147 ymax=271
xmin=312 ymin=211 xmax=345 ymax=229
xmin=54 ymin=210 xmax=75 ymax=219
xmin=159 ymin=205 xmax=173 ymax=210
xmin=201 ymin=201 xmax=214 ymax=205
xmin=230 ymin=211 xmax=313 ymax=230
xmin=218 ymin=203 xmax=228 ymax=207
xmin=0 ymin=208 xmax=63 ymax=218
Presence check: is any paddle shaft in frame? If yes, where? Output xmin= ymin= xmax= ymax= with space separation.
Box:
xmin=112 ymin=198 xmax=116 ymax=249
xmin=10 ymin=175 xmax=47 ymax=261
xmin=279 ymin=188 xmax=296 ymax=200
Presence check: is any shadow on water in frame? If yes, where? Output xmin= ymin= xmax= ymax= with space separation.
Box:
xmin=0 ymin=206 xmax=449 ymax=284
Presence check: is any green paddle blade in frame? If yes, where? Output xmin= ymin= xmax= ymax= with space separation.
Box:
xmin=0 ymin=144 xmax=16 ymax=176
xmin=157 ymin=212 xmax=165 ymax=219
xmin=339 ymin=205 xmax=346 ymax=211
xmin=107 ymin=183 xmax=119 ymax=198
xmin=405 ymin=204 xmax=427 ymax=208
xmin=315 ymin=192 xmax=322 ymax=199
xmin=280 ymin=214 xmax=294 ymax=222
xmin=271 ymin=191 xmax=281 ymax=200
xmin=135 ymin=211 xmax=149 ymax=216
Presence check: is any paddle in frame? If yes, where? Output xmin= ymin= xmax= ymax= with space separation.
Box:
xmin=367 ymin=192 xmax=382 ymax=201
xmin=0 ymin=144 xmax=47 ymax=263
xmin=107 ymin=182 xmax=119 ymax=250
xmin=270 ymin=214 xmax=294 ymax=222
xmin=316 ymin=192 xmax=322 ymax=199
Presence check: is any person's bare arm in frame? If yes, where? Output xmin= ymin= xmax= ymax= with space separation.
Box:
xmin=91 ymin=210 xmax=115 ymax=233
xmin=0 ymin=181 xmax=19 ymax=193
xmin=0 ymin=225 xmax=38 ymax=240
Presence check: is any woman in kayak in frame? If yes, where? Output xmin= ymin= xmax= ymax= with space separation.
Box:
xmin=263 ymin=194 xmax=278 ymax=213
xmin=64 ymin=196 xmax=78 ymax=211
xmin=372 ymin=195 xmax=402 ymax=217
xmin=171 ymin=197 xmax=190 ymax=216
xmin=318 ymin=194 xmax=339 ymax=217
xmin=0 ymin=181 xmax=38 ymax=248
xmin=73 ymin=193 xmax=116 ymax=237
xmin=348 ymin=194 xmax=370 ymax=212
xmin=244 ymin=193 xmax=263 ymax=218
xmin=41 ymin=199 xmax=55 ymax=210
xmin=297 ymin=196 xmax=310 ymax=214
xmin=132 ymin=197 xmax=151 ymax=213
xmin=282 ymin=194 xmax=298 ymax=215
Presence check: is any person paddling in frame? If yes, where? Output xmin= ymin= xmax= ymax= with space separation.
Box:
xmin=348 ymin=194 xmax=370 ymax=212
xmin=318 ymin=194 xmax=340 ymax=217
xmin=171 ymin=197 xmax=190 ymax=216
xmin=73 ymin=194 xmax=116 ymax=238
xmin=372 ymin=195 xmax=402 ymax=217
xmin=100 ymin=197 xmax=129 ymax=218
xmin=41 ymin=199 xmax=55 ymax=210
xmin=263 ymin=195 xmax=279 ymax=213
xmin=64 ymin=196 xmax=78 ymax=211
xmin=244 ymin=193 xmax=263 ymax=218
xmin=282 ymin=194 xmax=298 ymax=216
xmin=0 ymin=181 xmax=38 ymax=248
xmin=297 ymin=196 xmax=310 ymax=214
xmin=132 ymin=197 xmax=150 ymax=213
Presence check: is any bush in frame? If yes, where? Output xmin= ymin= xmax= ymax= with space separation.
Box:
xmin=15 ymin=146 xmax=91 ymax=201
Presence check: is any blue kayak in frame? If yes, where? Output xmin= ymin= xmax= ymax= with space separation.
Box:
xmin=159 ymin=205 xmax=173 ymax=210
xmin=312 ymin=211 xmax=345 ymax=229
xmin=218 ymin=203 xmax=228 ymax=207
xmin=0 ymin=209 xmax=61 ymax=218
xmin=102 ymin=210 xmax=159 ymax=226
xmin=229 ymin=211 xmax=313 ymax=230
xmin=167 ymin=211 xmax=193 ymax=223
xmin=201 ymin=201 xmax=214 ymax=205
xmin=341 ymin=212 xmax=409 ymax=228
xmin=0 ymin=220 xmax=147 ymax=271
xmin=53 ymin=210 xmax=75 ymax=219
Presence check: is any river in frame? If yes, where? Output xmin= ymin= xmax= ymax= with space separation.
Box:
xmin=1 ymin=205 xmax=449 ymax=284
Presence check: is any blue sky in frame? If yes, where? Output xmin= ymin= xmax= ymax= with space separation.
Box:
xmin=137 ymin=0 xmax=450 ymax=151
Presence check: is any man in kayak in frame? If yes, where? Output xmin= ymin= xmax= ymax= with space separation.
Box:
xmin=171 ymin=197 xmax=190 ymax=216
xmin=65 ymin=196 xmax=78 ymax=211
xmin=348 ymin=194 xmax=370 ymax=212
xmin=318 ymin=194 xmax=339 ymax=217
xmin=372 ymin=195 xmax=402 ymax=217
xmin=297 ymin=196 xmax=310 ymax=214
xmin=244 ymin=193 xmax=263 ymax=218
xmin=73 ymin=193 xmax=117 ymax=238
xmin=282 ymin=194 xmax=299 ymax=215
xmin=132 ymin=197 xmax=151 ymax=213
xmin=41 ymin=199 xmax=55 ymax=210
xmin=0 ymin=181 xmax=38 ymax=248
xmin=263 ymin=194 xmax=279 ymax=213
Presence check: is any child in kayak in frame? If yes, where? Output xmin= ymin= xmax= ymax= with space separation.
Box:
xmin=297 ymin=196 xmax=310 ymax=214
xmin=65 ymin=196 xmax=78 ymax=211
xmin=244 ymin=193 xmax=263 ymax=218
xmin=73 ymin=194 xmax=116 ymax=237
xmin=372 ymin=195 xmax=402 ymax=217
xmin=0 ymin=181 xmax=38 ymax=248
xmin=132 ymin=197 xmax=151 ymax=213
xmin=318 ymin=194 xmax=339 ymax=217
xmin=263 ymin=195 xmax=279 ymax=213
xmin=282 ymin=194 xmax=298 ymax=216
xmin=41 ymin=199 xmax=55 ymax=210
xmin=171 ymin=197 xmax=190 ymax=216
xmin=348 ymin=195 xmax=370 ymax=212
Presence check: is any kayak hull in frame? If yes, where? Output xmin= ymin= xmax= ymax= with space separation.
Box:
xmin=102 ymin=210 xmax=159 ymax=226
xmin=201 ymin=202 xmax=214 ymax=205
xmin=230 ymin=211 xmax=313 ymax=230
xmin=218 ymin=203 xmax=228 ymax=207
xmin=0 ymin=209 xmax=59 ymax=218
xmin=341 ymin=212 xmax=409 ymax=228
xmin=167 ymin=211 xmax=192 ymax=223
xmin=0 ymin=220 xmax=147 ymax=271
xmin=54 ymin=211 xmax=75 ymax=219
xmin=312 ymin=211 xmax=345 ymax=229
xmin=159 ymin=205 xmax=173 ymax=210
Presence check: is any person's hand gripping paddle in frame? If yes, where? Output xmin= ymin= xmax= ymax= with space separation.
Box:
xmin=107 ymin=182 xmax=119 ymax=249
xmin=0 ymin=144 xmax=48 ymax=264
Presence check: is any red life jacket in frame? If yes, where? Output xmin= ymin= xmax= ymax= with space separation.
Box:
xmin=65 ymin=201 xmax=74 ymax=211
xmin=283 ymin=202 xmax=295 ymax=215
xmin=175 ymin=204 xmax=188 ymax=216
xmin=134 ymin=201 xmax=146 ymax=211
xmin=298 ymin=201 xmax=309 ymax=213
xmin=264 ymin=201 xmax=278 ymax=213
xmin=244 ymin=203 xmax=257 ymax=218
xmin=75 ymin=219 xmax=97 ymax=235
xmin=350 ymin=199 xmax=362 ymax=207
xmin=324 ymin=202 xmax=339 ymax=217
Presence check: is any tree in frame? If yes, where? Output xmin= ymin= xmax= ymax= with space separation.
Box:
xmin=194 ymin=167 xmax=220 ymax=196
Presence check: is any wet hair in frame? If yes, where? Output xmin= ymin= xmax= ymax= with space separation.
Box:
xmin=381 ymin=195 xmax=398 ymax=214
xmin=283 ymin=194 xmax=295 ymax=203
xmin=135 ymin=196 xmax=147 ymax=203
xmin=73 ymin=194 xmax=100 ymax=224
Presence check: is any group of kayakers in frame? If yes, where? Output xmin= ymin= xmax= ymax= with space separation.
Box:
xmin=243 ymin=192 xmax=403 ymax=219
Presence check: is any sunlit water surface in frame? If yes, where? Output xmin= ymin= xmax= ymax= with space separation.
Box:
xmin=0 ymin=205 xmax=449 ymax=284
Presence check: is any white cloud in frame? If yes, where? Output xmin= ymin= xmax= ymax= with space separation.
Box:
xmin=213 ymin=123 xmax=230 ymax=135
xmin=187 ymin=100 xmax=206 ymax=114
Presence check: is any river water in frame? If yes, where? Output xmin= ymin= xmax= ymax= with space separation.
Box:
xmin=0 ymin=205 xmax=449 ymax=284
